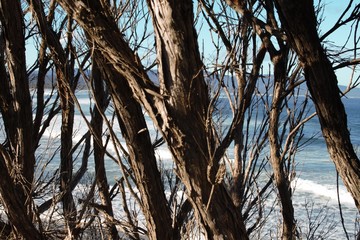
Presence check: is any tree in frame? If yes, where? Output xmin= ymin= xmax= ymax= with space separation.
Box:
xmin=0 ymin=0 xmax=358 ymax=239
xmin=224 ymin=0 xmax=360 ymax=238
xmin=0 ymin=0 xmax=44 ymax=238
xmin=273 ymin=0 xmax=360 ymax=211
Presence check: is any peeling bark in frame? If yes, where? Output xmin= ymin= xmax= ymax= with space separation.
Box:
xmin=94 ymin=50 xmax=174 ymax=240
xmin=146 ymin=1 xmax=248 ymax=239
xmin=56 ymin=0 xmax=249 ymax=238
xmin=274 ymin=0 xmax=360 ymax=211
xmin=0 ymin=0 xmax=41 ymax=238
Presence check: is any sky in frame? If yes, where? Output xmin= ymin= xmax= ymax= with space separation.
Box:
xmin=195 ymin=0 xmax=359 ymax=87
xmin=25 ymin=0 xmax=358 ymax=86
xmin=318 ymin=0 xmax=359 ymax=86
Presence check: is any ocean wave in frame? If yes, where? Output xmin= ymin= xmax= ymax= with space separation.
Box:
xmin=292 ymin=178 xmax=355 ymax=206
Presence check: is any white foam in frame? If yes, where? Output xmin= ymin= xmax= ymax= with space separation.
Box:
xmin=292 ymin=178 xmax=355 ymax=206
xmin=155 ymin=148 xmax=173 ymax=161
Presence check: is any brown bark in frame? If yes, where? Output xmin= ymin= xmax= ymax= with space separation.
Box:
xmin=146 ymin=1 xmax=248 ymax=239
xmin=274 ymin=0 xmax=360 ymax=210
xmin=231 ymin=45 xmax=267 ymax=209
xmin=94 ymin=50 xmax=174 ymax=240
xmin=222 ymin=1 xmax=301 ymax=237
xmin=90 ymin=6 xmax=116 ymax=239
xmin=268 ymin=52 xmax=296 ymax=239
xmin=31 ymin=1 xmax=174 ymax=238
xmin=91 ymin=59 xmax=119 ymax=240
xmin=57 ymin=68 xmax=77 ymax=232
xmin=32 ymin=38 xmax=50 ymax=144
xmin=27 ymin=0 xmax=77 ymax=231
xmin=59 ymin=17 xmax=77 ymax=233
xmin=56 ymin=0 xmax=248 ymax=238
xmin=0 ymin=147 xmax=44 ymax=239
xmin=0 ymin=1 xmax=42 ymax=238
xmin=0 ymin=0 xmax=35 ymax=187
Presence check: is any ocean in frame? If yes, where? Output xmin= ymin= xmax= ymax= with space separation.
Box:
xmin=1 ymin=88 xmax=359 ymax=239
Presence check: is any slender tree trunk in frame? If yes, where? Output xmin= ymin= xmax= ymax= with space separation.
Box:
xmin=58 ymin=18 xmax=77 ymax=234
xmin=28 ymin=0 xmax=78 ymax=231
xmin=90 ymin=7 xmax=118 ymax=240
xmin=94 ymin=51 xmax=174 ymax=240
xmin=274 ymin=0 xmax=360 ymax=211
xmin=268 ymin=51 xmax=296 ymax=239
xmin=91 ymin=59 xmax=119 ymax=240
xmin=57 ymin=67 xmax=77 ymax=233
xmin=32 ymin=38 xmax=50 ymax=144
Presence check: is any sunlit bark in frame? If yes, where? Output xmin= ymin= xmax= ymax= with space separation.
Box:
xmin=274 ymin=0 xmax=360 ymax=211
xmin=0 ymin=0 xmax=41 ymax=238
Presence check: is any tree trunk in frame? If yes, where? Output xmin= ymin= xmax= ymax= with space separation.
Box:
xmin=0 ymin=148 xmax=44 ymax=239
xmin=274 ymin=0 xmax=360 ymax=210
xmin=268 ymin=52 xmax=296 ymax=239
xmin=91 ymin=59 xmax=119 ymax=240
xmin=147 ymin=1 xmax=248 ymax=239
xmin=59 ymin=1 xmax=175 ymax=237
xmin=0 ymin=1 xmax=42 ymax=238
xmin=94 ymin=51 xmax=174 ymax=240
xmin=28 ymin=0 xmax=78 ymax=231
xmin=0 ymin=0 xmax=35 ymax=190
xmin=56 ymin=0 xmax=248 ymax=238
xmin=57 ymin=67 xmax=77 ymax=233
xmin=90 ymin=6 xmax=118 ymax=240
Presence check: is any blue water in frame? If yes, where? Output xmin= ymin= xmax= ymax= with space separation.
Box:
xmin=1 ymin=89 xmax=359 ymax=238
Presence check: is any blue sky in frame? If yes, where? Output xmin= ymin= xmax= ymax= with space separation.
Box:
xmin=25 ymin=0 xmax=358 ymax=86
xmin=195 ymin=0 xmax=359 ymax=87
xmin=318 ymin=0 xmax=359 ymax=86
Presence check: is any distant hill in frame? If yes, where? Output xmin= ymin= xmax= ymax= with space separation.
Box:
xmin=28 ymin=69 xmax=89 ymax=89
xmin=339 ymin=85 xmax=360 ymax=98
xmin=28 ymin=69 xmax=360 ymax=98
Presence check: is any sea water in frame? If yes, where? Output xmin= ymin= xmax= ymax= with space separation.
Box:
xmin=1 ymin=89 xmax=359 ymax=238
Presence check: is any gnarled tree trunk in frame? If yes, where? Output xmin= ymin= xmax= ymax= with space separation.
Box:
xmin=0 ymin=0 xmax=42 ymax=238
xmin=146 ymin=1 xmax=248 ymax=239
xmin=93 ymin=50 xmax=174 ymax=240
xmin=274 ymin=0 xmax=360 ymax=210
xmin=56 ymin=0 xmax=249 ymax=239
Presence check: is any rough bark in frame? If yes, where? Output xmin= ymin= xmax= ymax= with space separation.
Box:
xmin=268 ymin=52 xmax=296 ymax=239
xmin=90 ymin=9 xmax=118 ymax=240
xmin=0 ymin=1 xmax=42 ymax=238
xmin=56 ymin=0 xmax=249 ymax=239
xmin=57 ymin=67 xmax=77 ymax=232
xmin=94 ymin=50 xmax=174 ymax=240
xmin=31 ymin=1 xmax=174 ymax=238
xmin=274 ymin=0 xmax=360 ymax=210
xmin=27 ymin=0 xmax=77 ymax=231
xmin=59 ymin=18 xmax=77 ymax=233
xmin=146 ymin=1 xmax=248 ymax=239
xmin=91 ymin=59 xmax=119 ymax=240
xmin=0 ymin=0 xmax=35 ymax=188
xmin=0 ymin=147 xmax=44 ymax=239
xmin=222 ymin=1 xmax=302 ymax=237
